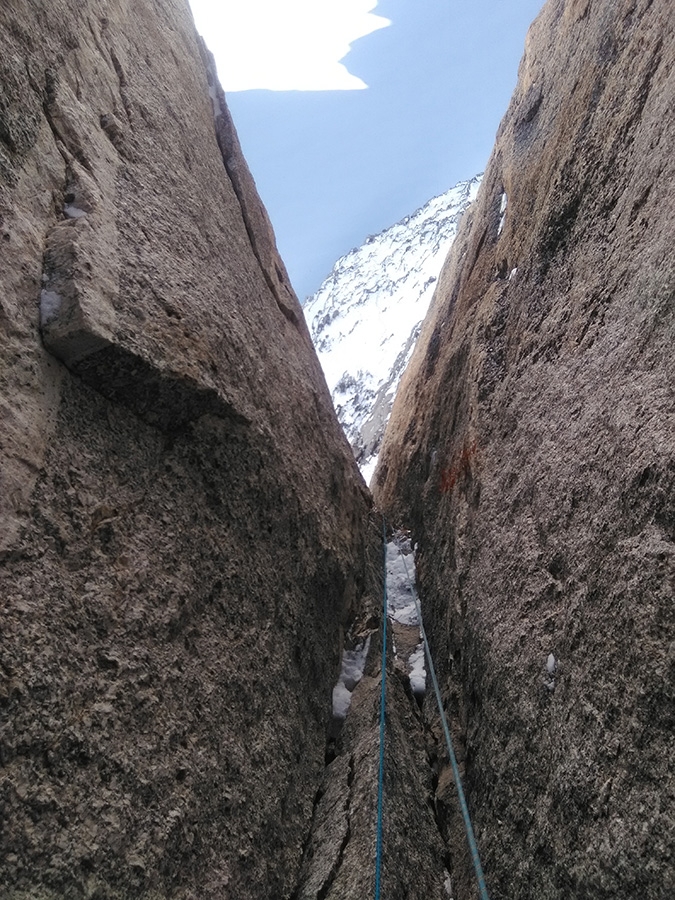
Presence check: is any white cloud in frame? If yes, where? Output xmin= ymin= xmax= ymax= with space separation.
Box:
xmin=188 ymin=0 xmax=390 ymax=91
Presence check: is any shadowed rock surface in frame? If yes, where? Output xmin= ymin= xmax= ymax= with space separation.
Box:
xmin=0 ymin=1 xmax=382 ymax=897
xmin=374 ymin=0 xmax=674 ymax=898
xmin=295 ymin=665 xmax=451 ymax=900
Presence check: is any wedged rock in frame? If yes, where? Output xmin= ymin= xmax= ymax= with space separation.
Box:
xmin=0 ymin=2 xmax=380 ymax=898
xmin=375 ymin=1 xmax=674 ymax=898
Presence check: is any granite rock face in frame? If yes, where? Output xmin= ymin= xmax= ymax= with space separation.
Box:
xmin=0 ymin=2 xmax=381 ymax=897
xmin=295 ymin=667 xmax=451 ymax=900
xmin=374 ymin=1 xmax=674 ymax=897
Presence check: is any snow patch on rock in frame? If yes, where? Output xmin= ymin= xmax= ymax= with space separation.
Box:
xmin=64 ymin=204 xmax=88 ymax=219
xmin=332 ymin=635 xmax=371 ymax=720
xmin=386 ymin=538 xmax=418 ymax=626
xmin=40 ymin=289 xmax=62 ymax=326
xmin=408 ymin=643 xmax=426 ymax=698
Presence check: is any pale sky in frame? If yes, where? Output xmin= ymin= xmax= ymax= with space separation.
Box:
xmin=187 ymin=0 xmax=544 ymax=299
xmin=188 ymin=0 xmax=391 ymax=91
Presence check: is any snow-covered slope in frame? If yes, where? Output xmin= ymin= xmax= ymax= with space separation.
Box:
xmin=304 ymin=175 xmax=481 ymax=482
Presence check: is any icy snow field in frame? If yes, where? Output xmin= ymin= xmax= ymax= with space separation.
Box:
xmin=305 ymin=176 xmax=481 ymax=479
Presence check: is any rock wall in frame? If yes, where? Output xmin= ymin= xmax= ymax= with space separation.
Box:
xmin=374 ymin=1 xmax=674 ymax=897
xmin=0 ymin=2 xmax=381 ymax=897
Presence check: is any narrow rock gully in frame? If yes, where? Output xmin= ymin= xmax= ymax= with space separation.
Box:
xmin=291 ymin=530 xmax=472 ymax=900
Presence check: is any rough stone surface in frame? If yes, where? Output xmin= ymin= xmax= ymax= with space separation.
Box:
xmin=0 ymin=2 xmax=381 ymax=898
xmin=374 ymin=1 xmax=674 ymax=898
xmin=295 ymin=664 xmax=451 ymax=900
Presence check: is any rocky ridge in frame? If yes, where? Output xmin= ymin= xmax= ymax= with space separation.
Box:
xmin=304 ymin=177 xmax=481 ymax=481
xmin=374 ymin=0 xmax=674 ymax=897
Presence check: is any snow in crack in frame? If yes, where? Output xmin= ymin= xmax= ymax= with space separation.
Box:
xmin=386 ymin=538 xmax=418 ymax=626
xmin=408 ymin=642 xmax=427 ymax=699
xmin=331 ymin=636 xmax=371 ymax=720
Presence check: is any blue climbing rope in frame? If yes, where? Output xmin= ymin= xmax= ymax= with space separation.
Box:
xmin=397 ymin=542 xmax=491 ymax=900
xmin=374 ymin=516 xmax=388 ymax=900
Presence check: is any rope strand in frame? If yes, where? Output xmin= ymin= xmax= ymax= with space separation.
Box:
xmin=397 ymin=540 xmax=490 ymax=900
xmin=374 ymin=516 xmax=388 ymax=900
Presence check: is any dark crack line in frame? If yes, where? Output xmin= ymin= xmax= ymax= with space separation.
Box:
xmin=289 ymin=753 xmax=355 ymax=900
xmin=197 ymin=39 xmax=301 ymax=330
xmin=316 ymin=753 xmax=354 ymax=900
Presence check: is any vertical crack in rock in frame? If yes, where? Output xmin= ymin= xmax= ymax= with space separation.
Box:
xmin=197 ymin=39 xmax=309 ymax=335
xmin=42 ymin=73 xmax=91 ymax=172
xmin=314 ymin=755 xmax=355 ymax=900
xmin=293 ymin=623 xmax=457 ymax=899
xmin=291 ymin=752 xmax=355 ymax=900
xmin=108 ymin=47 xmax=133 ymax=124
